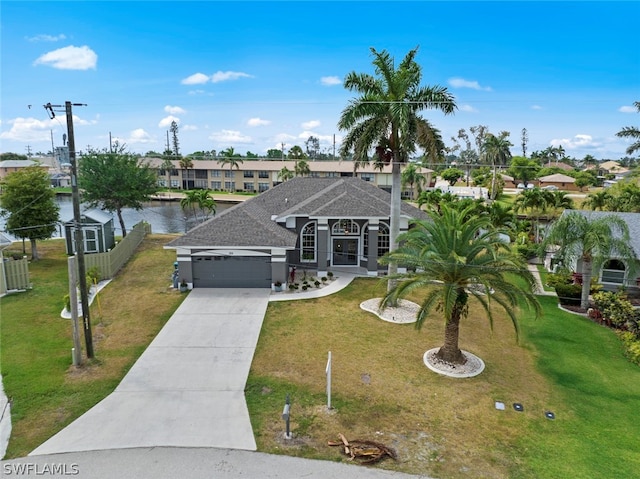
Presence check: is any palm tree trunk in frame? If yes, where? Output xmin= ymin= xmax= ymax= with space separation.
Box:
xmin=436 ymin=290 xmax=467 ymax=364
xmin=387 ymin=159 xmax=401 ymax=301
xmin=580 ymin=256 xmax=592 ymax=310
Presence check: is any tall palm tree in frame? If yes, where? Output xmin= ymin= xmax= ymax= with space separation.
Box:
xmin=278 ymin=166 xmax=294 ymax=182
xmin=541 ymin=212 xmax=636 ymax=309
xmin=514 ymin=188 xmax=552 ymax=242
xmin=217 ymin=147 xmax=244 ymax=191
xmin=401 ymin=163 xmax=426 ymax=199
xmin=294 ymin=159 xmax=310 ymax=177
xmin=180 ymin=189 xmax=216 ymax=223
xmin=160 ymin=157 xmax=175 ymax=191
xmin=616 ymin=101 xmax=640 ymax=155
xmin=482 ymin=133 xmax=513 ymax=200
xmin=380 ymin=205 xmax=541 ymax=365
xmin=179 ymin=157 xmax=193 ymax=190
xmin=338 ymin=47 xmax=456 ymax=295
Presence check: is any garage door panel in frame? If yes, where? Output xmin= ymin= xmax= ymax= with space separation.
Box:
xmin=193 ymin=256 xmax=271 ymax=288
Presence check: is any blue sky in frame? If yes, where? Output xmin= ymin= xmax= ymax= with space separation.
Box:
xmin=1 ymin=1 xmax=639 ymax=161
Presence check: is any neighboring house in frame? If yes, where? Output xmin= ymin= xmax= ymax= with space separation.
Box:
xmin=50 ymin=173 xmax=71 ymax=187
xmin=538 ymin=173 xmax=578 ymax=191
xmin=145 ymin=157 xmax=434 ymax=196
xmin=549 ymin=211 xmax=640 ymax=294
xmin=165 ymin=177 xmax=428 ymax=289
xmin=0 ymin=160 xmax=49 ymax=180
xmin=63 ymin=209 xmax=116 ymax=255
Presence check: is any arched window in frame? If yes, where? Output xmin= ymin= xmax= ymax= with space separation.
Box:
xmin=377 ymin=223 xmax=390 ymax=257
xmin=363 ymin=222 xmax=390 ymax=258
xmin=332 ymin=219 xmax=359 ymax=235
xmin=601 ymin=259 xmax=626 ymax=284
xmin=301 ymin=222 xmax=316 ymax=262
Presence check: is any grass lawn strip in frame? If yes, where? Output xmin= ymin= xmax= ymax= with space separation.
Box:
xmin=0 ymin=235 xmax=186 ymax=458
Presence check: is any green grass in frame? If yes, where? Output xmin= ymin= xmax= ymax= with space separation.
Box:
xmin=515 ymin=296 xmax=640 ymax=479
xmin=535 ymin=264 xmax=555 ymax=292
xmin=3 ymin=242 xmax=639 ymax=477
xmin=0 ymin=236 xmax=186 ymax=457
xmin=247 ymin=279 xmax=640 ymax=479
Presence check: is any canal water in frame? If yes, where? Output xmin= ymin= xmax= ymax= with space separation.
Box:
xmin=0 ymin=195 xmax=235 ymax=240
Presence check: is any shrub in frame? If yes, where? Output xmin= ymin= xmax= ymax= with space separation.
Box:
xmin=314 ymin=280 xmax=321 ymax=288
xmin=618 ymin=332 xmax=640 ymax=366
xmin=593 ymin=291 xmax=635 ymax=328
xmin=321 ymin=277 xmax=327 ymax=283
xmin=63 ymin=294 xmax=71 ymax=311
xmin=302 ymin=285 xmax=308 ymax=291
xmin=554 ymin=283 xmax=582 ymax=306
xmin=327 ymin=272 xmax=334 ymax=279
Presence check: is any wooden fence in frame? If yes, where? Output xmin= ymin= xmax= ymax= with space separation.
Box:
xmin=0 ymin=256 xmax=30 ymax=294
xmin=0 ymin=222 xmax=150 ymax=295
xmin=83 ymin=222 xmax=151 ymax=280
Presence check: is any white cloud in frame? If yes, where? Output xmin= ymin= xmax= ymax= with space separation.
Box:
xmin=209 ymin=129 xmax=252 ymax=144
xmin=298 ymin=131 xmax=335 ymax=143
xmin=302 ymin=120 xmax=321 ymax=129
xmin=181 ymin=73 xmax=210 ymax=85
xmin=459 ymin=104 xmax=478 ymax=113
xmin=33 ymin=45 xmax=97 ymax=70
xmin=181 ymin=71 xmax=252 ymax=85
xmin=273 ymin=133 xmax=297 ymax=145
xmin=320 ymin=76 xmax=341 ymax=86
xmin=531 ymin=105 xmax=543 ymax=110
xmin=248 ymin=117 xmax=271 ymax=127
xmin=158 ymin=115 xmax=180 ymax=128
xmin=550 ymin=134 xmax=601 ymax=150
xmin=0 ymin=117 xmax=59 ymax=142
xmin=128 ymin=128 xmax=154 ymax=144
xmin=211 ymin=71 xmax=252 ymax=83
xmin=619 ymin=105 xmax=638 ymax=113
xmin=183 ymin=124 xmax=198 ymax=131
xmin=448 ymin=77 xmax=491 ymax=91
xmin=164 ymin=105 xmax=186 ymax=115
xmin=26 ymin=34 xmax=66 ymax=42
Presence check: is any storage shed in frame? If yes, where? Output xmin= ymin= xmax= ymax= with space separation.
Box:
xmin=64 ymin=209 xmax=116 ymax=255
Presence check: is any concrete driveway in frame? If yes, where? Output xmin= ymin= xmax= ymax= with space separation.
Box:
xmin=31 ymin=288 xmax=271 ymax=455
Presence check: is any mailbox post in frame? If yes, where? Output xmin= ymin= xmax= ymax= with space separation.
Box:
xmin=282 ymin=394 xmax=292 ymax=439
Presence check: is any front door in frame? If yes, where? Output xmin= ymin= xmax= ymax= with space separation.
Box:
xmin=332 ymin=238 xmax=358 ymax=265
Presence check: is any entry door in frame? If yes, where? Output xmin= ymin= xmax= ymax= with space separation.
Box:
xmin=333 ymin=238 xmax=358 ymax=265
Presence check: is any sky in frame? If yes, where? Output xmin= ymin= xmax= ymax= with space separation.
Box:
xmin=1 ymin=1 xmax=639 ymax=161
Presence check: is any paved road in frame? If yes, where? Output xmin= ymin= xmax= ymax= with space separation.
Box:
xmin=4 ymin=448 xmax=426 ymax=478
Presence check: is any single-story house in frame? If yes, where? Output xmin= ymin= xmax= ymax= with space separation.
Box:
xmin=165 ymin=177 xmax=428 ymax=289
xmin=63 ymin=209 xmax=116 ymax=255
xmin=548 ymin=210 xmax=640 ymax=295
xmin=538 ymin=173 xmax=578 ymax=191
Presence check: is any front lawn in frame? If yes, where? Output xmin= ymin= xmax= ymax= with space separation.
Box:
xmin=247 ymin=279 xmax=640 ymax=479
xmin=0 ymin=236 xmax=187 ymax=458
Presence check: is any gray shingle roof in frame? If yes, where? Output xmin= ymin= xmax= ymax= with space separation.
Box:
xmin=167 ymin=177 xmax=427 ymax=248
xmin=563 ymin=210 xmax=640 ymax=257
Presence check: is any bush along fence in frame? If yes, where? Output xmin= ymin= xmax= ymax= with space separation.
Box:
xmin=81 ymin=222 xmax=151 ymax=281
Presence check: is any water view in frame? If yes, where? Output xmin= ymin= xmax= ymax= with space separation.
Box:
xmin=0 ymin=195 xmax=234 ymax=241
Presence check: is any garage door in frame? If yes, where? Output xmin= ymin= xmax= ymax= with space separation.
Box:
xmin=192 ymin=256 xmax=272 ymax=288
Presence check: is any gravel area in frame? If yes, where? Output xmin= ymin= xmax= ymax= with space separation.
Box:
xmin=360 ymin=298 xmax=419 ymax=324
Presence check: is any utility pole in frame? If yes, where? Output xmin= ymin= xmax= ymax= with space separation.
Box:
xmin=65 ymin=101 xmax=94 ymax=358
xmin=46 ymin=101 xmax=95 ymax=359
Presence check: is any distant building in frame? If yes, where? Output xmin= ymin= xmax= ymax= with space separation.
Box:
xmin=145 ymin=157 xmax=434 ymax=196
